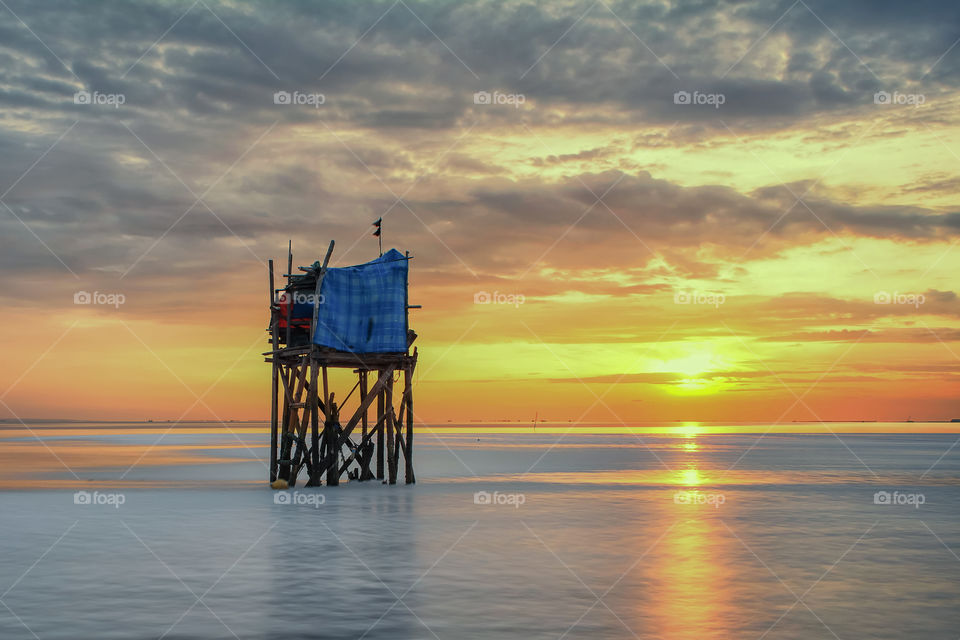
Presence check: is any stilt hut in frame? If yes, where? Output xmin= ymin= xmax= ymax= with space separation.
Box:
xmin=264 ymin=240 xmax=418 ymax=486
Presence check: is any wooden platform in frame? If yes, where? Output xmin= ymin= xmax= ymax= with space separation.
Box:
xmin=264 ymin=240 xmax=418 ymax=487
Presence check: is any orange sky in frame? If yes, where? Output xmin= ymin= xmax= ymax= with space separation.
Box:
xmin=1 ymin=1 xmax=960 ymax=426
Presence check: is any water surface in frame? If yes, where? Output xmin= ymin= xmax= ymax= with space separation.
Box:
xmin=0 ymin=423 xmax=958 ymax=639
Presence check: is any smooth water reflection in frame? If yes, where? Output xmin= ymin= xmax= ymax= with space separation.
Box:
xmin=0 ymin=426 xmax=958 ymax=638
xmin=647 ymin=432 xmax=734 ymax=639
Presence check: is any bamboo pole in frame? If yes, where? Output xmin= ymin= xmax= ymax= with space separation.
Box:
xmin=278 ymin=366 xmax=291 ymax=481
xmin=309 ymin=240 xmax=336 ymax=349
xmin=269 ymin=260 xmax=278 ymax=482
xmin=393 ymin=408 xmax=402 ymax=476
xmin=359 ymin=370 xmax=370 ymax=480
xmin=310 ymin=361 xmax=320 ymax=486
xmin=405 ymin=359 xmax=415 ymax=484
xmin=386 ymin=373 xmax=396 ymax=484
xmin=322 ymin=365 xmax=329 ymax=422
xmin=376 ymin=371 xmax=385 ymax=480
xmin=325 ymin=391 xmax=339 ymax=486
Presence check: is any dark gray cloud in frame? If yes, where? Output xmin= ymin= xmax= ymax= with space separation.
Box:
xmin=2 ymin=0 xmax=958 ymax=127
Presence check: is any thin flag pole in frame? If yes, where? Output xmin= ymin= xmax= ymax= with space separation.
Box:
xmin=372 ymin=217 xmax=383 ymax=257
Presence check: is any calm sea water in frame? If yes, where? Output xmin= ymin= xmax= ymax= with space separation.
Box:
xmin=0 ymin=423 xmax=958 ymax=639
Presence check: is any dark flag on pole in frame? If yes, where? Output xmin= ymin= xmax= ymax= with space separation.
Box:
xmin=372 ymin=217 xmax=382 ymax=256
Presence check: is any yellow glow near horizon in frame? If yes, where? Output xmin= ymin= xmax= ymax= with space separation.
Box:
xmin=672 ymin=378 xmax=722 ymax=394
xmin=666 ymin=423 xmax=705 ymax=437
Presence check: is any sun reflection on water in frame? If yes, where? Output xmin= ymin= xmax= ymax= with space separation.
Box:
xmin=645 ymin=423 xmax=733 ymax=638
xmin=679 ymin=468 xmax=702 ymax=486
xmin=647 ymin=514 xmax=732 ymax=638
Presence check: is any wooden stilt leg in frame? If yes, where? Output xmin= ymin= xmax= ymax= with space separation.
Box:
xmin=322 ymin=366 xmax=329 ymax=419
xmin=360 ymin=371 xmax=368 ymax=442
xmin=269 ymin=260 xmax=279 ymax=482
xmin=309 ymin=362 xmax=320 ymax=486
xmin=278 ymin=366 xmax=291 ymax=482
xmin=393 ymin=412 xmax=402 ymax=477
xmin=405 ymin=361 xmax=415 ymax=484
xmin=270 ymin=360 xmax=279 ymax=482
xmin=376 ymin=371 xmax=385 ymax=480
xmin=386 ymin=373 xmax=396 ymax=485
xmin=325 ymin=382 xmax=339 ymax=487
xmin=359 ymin=371 xmax=371 ymax=480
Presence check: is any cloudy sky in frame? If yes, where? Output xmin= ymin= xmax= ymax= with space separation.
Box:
xmin=1 ymin=0 xmax=959 ymax=423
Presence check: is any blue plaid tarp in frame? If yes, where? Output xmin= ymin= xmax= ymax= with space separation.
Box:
xmin=312 ymin=249 xmax=409 ymax=353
